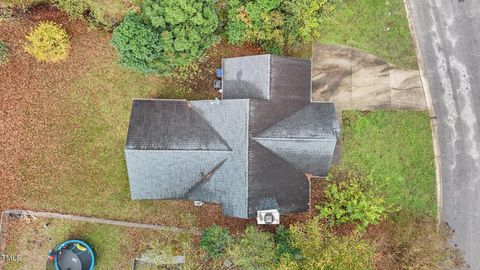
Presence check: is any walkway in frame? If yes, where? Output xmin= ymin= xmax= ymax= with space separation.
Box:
xmin=0 ymin=209 xmax=200 ymax=235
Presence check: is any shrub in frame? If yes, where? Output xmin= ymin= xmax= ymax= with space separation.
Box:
xmin=54 ymin=0 xmax=121 ymax=29
xmin=283 ymin=0 xmax=335 ymax=49
xmin=226 ymin=0 xmax=334 ymax=54
xmin=384 ymin=212 xmax=466 ymax=269
xmin=111 ymin=12 xmax=163 ymax=74
xmin=317 ymin=169 xmax=391 ymax=231
xmin=112 ymin=0 xmax=218 ymax=75
xmin=227 ymin=226 xmax=276 ymax=270
xmin=200 ymin=225 xmax=233 ymax=258
xmin=55 ymin=0 xmax=87 ymax=18
xmin=24 ymin=21 xmax=70 ymax=63
xmin=227 ymin=0 xmax=284 ymax=54
xmin=0 ymin=41 xmax=8 ymax=64
xmin=278 ymin=219 xmax=375 ymax=270
xmin=274 ymin=226 xmax=301 ymax=263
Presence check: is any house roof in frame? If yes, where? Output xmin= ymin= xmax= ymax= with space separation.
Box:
xmin=125 ymin=55 xmax=339 ymax=218
xmin=222 ymin=54 xmax=271 ymax=99
xmin=125 ymin=100 xmax=231 ymax=151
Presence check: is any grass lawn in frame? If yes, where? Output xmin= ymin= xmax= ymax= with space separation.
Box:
xmin=320 ymin=0 xmax=417 ymax=69
xmin=341 ymin=111 xmax=436 ymax=217
xmin=2 ymin=216 xmax=193 ymax=269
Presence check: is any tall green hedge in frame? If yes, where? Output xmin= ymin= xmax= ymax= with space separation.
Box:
xmin=111 ymin=0 xmax=218 ymax=75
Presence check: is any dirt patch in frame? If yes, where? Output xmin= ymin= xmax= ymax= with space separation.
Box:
xmin=170 ymin=41 xmax=264 ymax=100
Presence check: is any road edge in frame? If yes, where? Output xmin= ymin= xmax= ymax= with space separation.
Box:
xmin=403 ymin=0 xmax=443 ymax=225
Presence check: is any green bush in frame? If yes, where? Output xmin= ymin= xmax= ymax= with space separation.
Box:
xmin=200 ymin=225 xmax=233 ymax=258
xmin=111 ymin=12 xmax=163 ymax=74
xmin=278 ymin=219 xmax=375 ymax=270
xmin=54 ymin=0 xmax=121 ymax=29
xmin=24 ymin=21 xmax=70 ymax=63
xmin=55 ymin=0 xmax=87 ymax=18
xmin=274 ymin=226 xmax=301 ymax=263
xmin=227 ymin=226 xmax=276 ymax=270
xmin=283 ymin=0 xmax=334 ymax=49
xmin=317 ymin=169 xmax=391 ymax=231
xmin=0 ymin=41 xmax=8 ymax=64
xmin=227 ymin=0 xmax=284 ymax=54
xmin=112 ymin=0 xmax=218 ymax=75
xmin=226 ymin=0 xmax=333 ymax=54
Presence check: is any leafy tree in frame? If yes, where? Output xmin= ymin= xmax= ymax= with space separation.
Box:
xmin=200 ymin=225 xmax=233 ymax=258
xmin=227 ymin=226 xmax=276 ymax=270
xmin=112 ymin=0 xmax=218 ymax=75
xmin=24 ymin=21 xmax=70 ymax=63
xmin=226 ymin=0 xmax=334 ymax=54
xmin=278 ymin=219 xmax=375 ymax=270
xmin=111 ymin=12 xmax=164 ymax=74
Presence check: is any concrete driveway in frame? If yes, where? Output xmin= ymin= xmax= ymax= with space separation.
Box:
xmin=405 ymin=0 xmax=480 ymax=268
xmin=312 ymin=44 xmax=426 ymax=111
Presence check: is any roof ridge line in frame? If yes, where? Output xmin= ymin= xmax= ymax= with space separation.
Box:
xmin=124 ymin=149 xmax=233 ymax=152
xmin=185 ymin=159 xmax=228 ymax=198
xmin=245 ymin=100 xmax=250 ymax=217
xmin=191 ymin=106 xmax=233 ymax=152
xmin=253 ymin=136 xmax=337 ymax=141
xmin=253 ymin=103 xmax=312 ymax=137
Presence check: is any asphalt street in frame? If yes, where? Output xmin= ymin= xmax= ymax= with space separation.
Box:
xmin=405 ymin=0 xmax=480 ymax=268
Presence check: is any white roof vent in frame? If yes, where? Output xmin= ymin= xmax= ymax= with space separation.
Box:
xmin=256 ymin=209 xmax=280 ymax=225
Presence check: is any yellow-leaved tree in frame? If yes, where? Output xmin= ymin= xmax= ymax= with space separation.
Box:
xmin=25 ymin=21 xmax=70 ymax=63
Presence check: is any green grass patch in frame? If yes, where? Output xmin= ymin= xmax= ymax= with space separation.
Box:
xmin=341 ymin=111 xmax=436 ymax=217
xmin=319 ymin=0 xmax=417 ymax=69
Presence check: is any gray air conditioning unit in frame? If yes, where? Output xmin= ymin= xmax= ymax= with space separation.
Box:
xmin=256 ymin=209 xmax=280 ymax=225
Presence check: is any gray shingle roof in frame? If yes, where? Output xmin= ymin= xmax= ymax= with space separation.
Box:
xmin=126 ymin=100 xmax=231 ymax=151
xmin=222 ymin=55 xmax=270 ymax=99
xmin=255 ymin=103 xmax=340 ymax=139
xmin=125 ymin=55 xmax=339 ymax=218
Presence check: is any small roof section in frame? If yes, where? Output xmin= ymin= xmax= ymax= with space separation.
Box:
xmin=222 ymin=55 xmax=271 ymax=100
xmin=125 ymin=100 xmax=231 ymax=151
xmin=255 ymin=103 xmax=340 ymax=139
xmin=253 ymin=103 xmax=339 ymax=176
